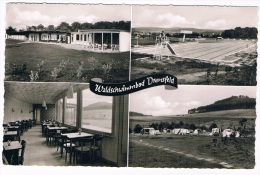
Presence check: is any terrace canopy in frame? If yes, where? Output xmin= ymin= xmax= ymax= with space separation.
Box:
xmin=70 ymin=29 xmax=130 ymax=52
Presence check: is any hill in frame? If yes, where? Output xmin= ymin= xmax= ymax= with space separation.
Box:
xmin=188 ymin=95 xmax=255 ymax=114
xmin=132 ymin=27 xmax=223 ymax=34
xmin=83 ymin=101 xmax=112 ymax=110
xmin=129 ymin=111 xmax=152 ymax=116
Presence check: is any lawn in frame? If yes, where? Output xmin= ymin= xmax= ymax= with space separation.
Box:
xmin=129 ymin=134 xmax=255 ymax=168
xmin=6 ymin=39 xmax=26 ymax=45
xmin=129 ymin=137 xmax=223 ymax=168
xmin=5 ymin=41 xmax=130 ymax=83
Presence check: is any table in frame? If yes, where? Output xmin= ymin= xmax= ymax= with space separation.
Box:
xmin=61 ymin=132 xmax=94 ymax=163
xmin=3 ymin=141 xmax=22 ymax=165
xmin=46 ymin=126 xmax=68 ymax=145
xmin=6 ymin=126 xmax=20 ymax=129
xmin=4 ymin=131 xmax=17 ymax=136
xmin=4 ymin=131 xmax=18 ymax=141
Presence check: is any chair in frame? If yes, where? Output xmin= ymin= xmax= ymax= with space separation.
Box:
xmin=63 ymin=142 xmax=77 ymax=163
xmin=18 ymin=140 xmax=26 ymax=165
xmin=2 ymin=152 xmax=9 ymax=165
xmin=46 ymin=129 xmax=56 ymax=145
xmin=91 ymin=135 xmax=104 ymax=162
xmin=74 ymin=137 xmax=93 ymax=164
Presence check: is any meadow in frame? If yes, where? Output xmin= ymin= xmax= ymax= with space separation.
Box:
xmin=5 ymin=40 xmax=130 ymax=83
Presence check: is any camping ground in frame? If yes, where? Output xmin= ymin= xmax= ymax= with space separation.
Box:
xmin=129 ymin=109 xmax=256 ymax=168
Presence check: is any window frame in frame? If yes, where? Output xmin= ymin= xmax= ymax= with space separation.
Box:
xmin=55 ymin=86 xmax=115 ymax=137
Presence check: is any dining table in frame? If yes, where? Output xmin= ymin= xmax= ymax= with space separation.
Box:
xmin=61 ymin=132 xmax=94 ymax=163
xmin=3 ymin=141 xmax=22 ymax=165
xmin=4 ymin=131 xmax=18 ymax=141
xmin=46 ymin=126 xmax=68 ymax=145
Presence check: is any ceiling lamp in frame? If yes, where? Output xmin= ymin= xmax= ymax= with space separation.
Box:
xmin=67 ymin=84 xmax=74 ymax=98
xmin=42 ymin=100 xmax=46 ymax=107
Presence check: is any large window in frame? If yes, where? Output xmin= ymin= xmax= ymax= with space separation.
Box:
xmin=82 ymin=89 xmax=113 ymax=133
xmin=56 ymin=98 xmax=63 ymax=123
xmin=64 ymin=93 xmax=77 ymax=126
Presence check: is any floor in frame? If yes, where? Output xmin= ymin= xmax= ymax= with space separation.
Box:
xmin=20 ymin=125 xmax=111 ymax=166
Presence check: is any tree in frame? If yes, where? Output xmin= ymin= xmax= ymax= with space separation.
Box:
xmin=56 ymin=22 xmax=71 ymax=32
xmin=189 ymin=123 xmax=197 ymax=130
xmin=6 ymin=26 xmax=17 ymax=32
xmin=129 ymin=127 xmax=132 ymax=134
xmin=47 ymin=25 xmax=55 ymax=31
xmin=37 ymin=24 xmax=45 ymax=31
xmin=209 ymin=123 xmax=218 ymax=131
xmin=71 ymin=22 xmax=81 ymax=32
xmin=239 ymin=118 xmax=247 ymax=129
xmin=81 ymin=22 xmax=93 ymax=29
xmin=31 ymin=26 xmax=37 ymax=31
xmin=179 ymin=121 xmax=184 ymax=127
xmin=133 ymin=124 xmax=142 ymax=133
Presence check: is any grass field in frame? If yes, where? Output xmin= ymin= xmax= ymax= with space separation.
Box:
xmin=129 ymin=135 xmax=254 ymax=168
xmin=129 ymin=140 xmax=224 ymax=168
xmin=5 ymin=40 xmax=130 ymax=82
xmin=6 ymin=39 xmax=25 ymax=45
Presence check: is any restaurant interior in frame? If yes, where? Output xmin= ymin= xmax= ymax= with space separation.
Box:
xmin=2 ymin=82 xmax=128 ymax=166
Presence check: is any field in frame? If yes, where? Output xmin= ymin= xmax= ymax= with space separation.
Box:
xmin=129 ymin=109 xmax=256 ymax=168
xmin=5 ymin=39 xmax=129 ymax=83
xmin=129 ymin=135 xmax=255 ymax=168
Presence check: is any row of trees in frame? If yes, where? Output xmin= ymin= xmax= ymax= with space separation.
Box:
xmin=132 ymin=27 xmax=257 ymax=40
xmin=188 ymin=96 xmax=256 ymax=114
xmin=131 ymin=117 xmax=252 ymax=134
xmin=222 ymin=27 xmax=257 ymax=39
xmin=132 ymin=121 xmax=208 ymax=134
xmin=6 ymin=21 xmax=131 ymax=33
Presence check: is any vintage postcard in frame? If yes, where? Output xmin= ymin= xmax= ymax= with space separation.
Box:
xmin=0 ymin=1 xmax=259 ymax=175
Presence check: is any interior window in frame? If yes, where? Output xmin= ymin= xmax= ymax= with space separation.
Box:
xmin=64 ymin=93 xmax=77 ymax=126
xmin=56 ymin=98 xmax=63 ymax=123
xmin=82 ymin=89 xmax=113 ymax=133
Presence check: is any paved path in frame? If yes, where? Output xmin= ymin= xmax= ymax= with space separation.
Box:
xmin=131 ymin=139 xmax=235 ymax=169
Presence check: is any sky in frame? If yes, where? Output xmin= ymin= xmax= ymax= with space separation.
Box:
xmin=130 ymin=85 xmax=256 ymax=116
xmin=132 ymin=6 xmax=258 ymax=29
xmin=5 ymin=3 xmax=131 ymax=30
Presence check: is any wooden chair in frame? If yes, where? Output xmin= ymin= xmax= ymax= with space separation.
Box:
xmin=63 ymin=142 xmax=77 ymax=163
xmin=91 ymin=135 xmax=104 ymax=162
xmin=18 ymin=140 xmax=26 ymax=165
xmin=74 ymin=137 xmax=93 ymax=165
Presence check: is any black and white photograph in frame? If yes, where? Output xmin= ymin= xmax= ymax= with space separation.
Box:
xmin=129 ymin=85 xmax=256 ymax=168
xmin=0 ymin=0 xmax=259 ymax=175
xmin=2 ymin=81 xmax=128 ymax=166
xmin=5 ymin=3 xmax=131 ymax=83
xmin=131 ymin=6 xmax=258 ymax=85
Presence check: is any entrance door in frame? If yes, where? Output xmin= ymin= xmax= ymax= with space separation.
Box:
xmin=35 ymin=109 xmax=41 ymax=124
